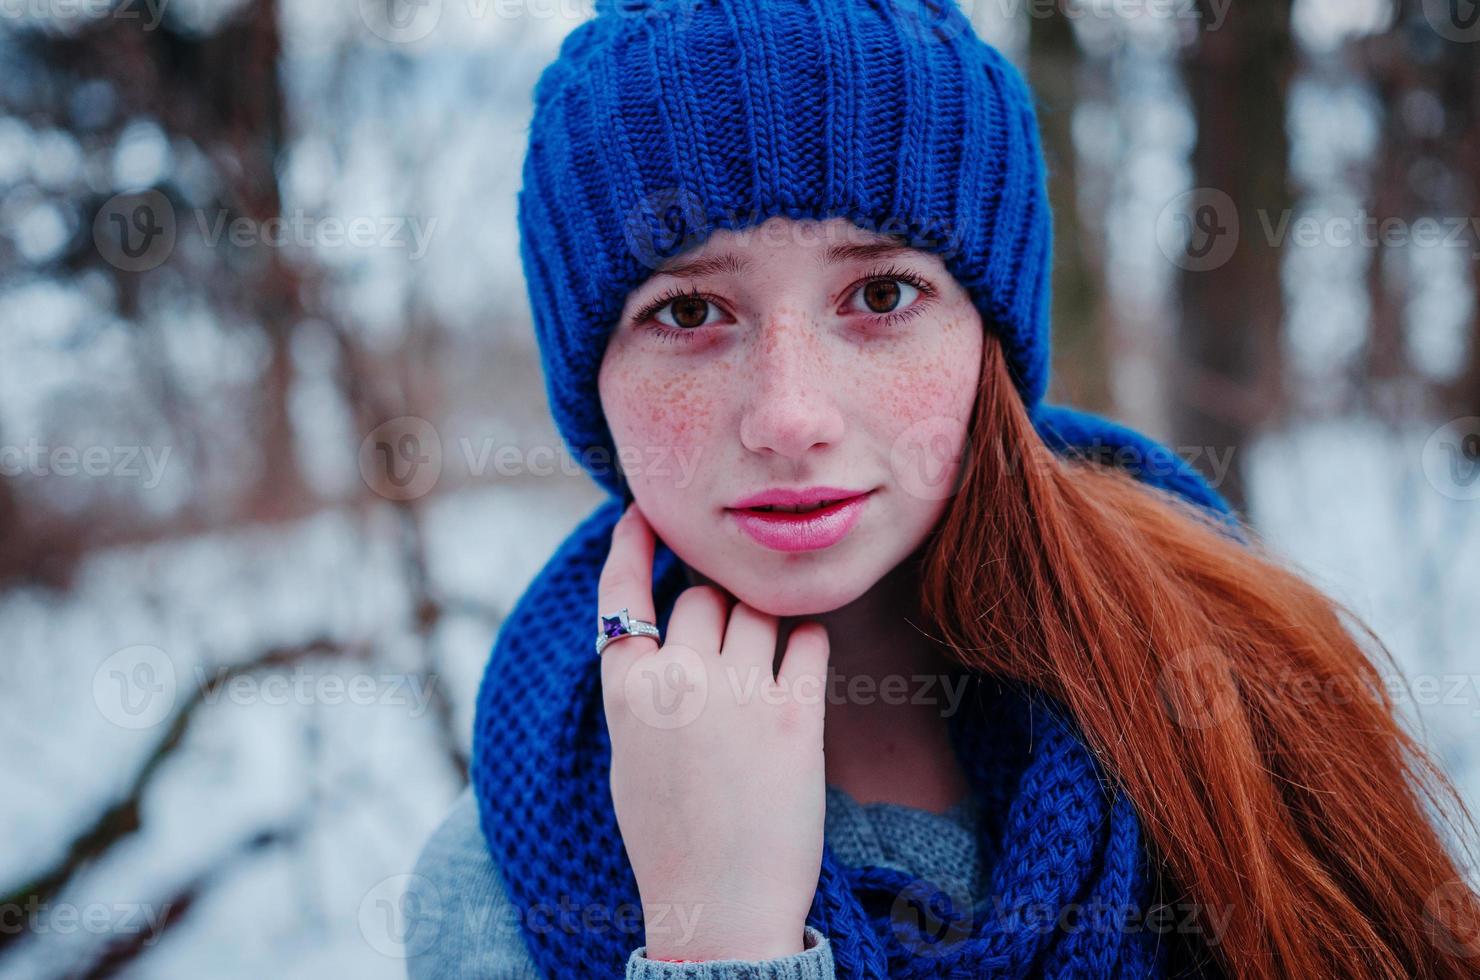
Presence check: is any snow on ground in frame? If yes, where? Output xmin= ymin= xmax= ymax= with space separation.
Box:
xmin=0 ymin=476 xmax=598 ymax=978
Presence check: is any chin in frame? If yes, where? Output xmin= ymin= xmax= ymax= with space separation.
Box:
xmin=665 ymin=528 xmax=883 ymax=618
xmin=720 ymin=571 xmax=871 ymax=619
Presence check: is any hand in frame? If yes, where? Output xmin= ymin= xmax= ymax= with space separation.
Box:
xmin=598 ymin=502 xmax=831 ymax=962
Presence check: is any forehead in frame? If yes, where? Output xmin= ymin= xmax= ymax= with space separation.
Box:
xmin=652 ymin=216 xmax=926 ymax=278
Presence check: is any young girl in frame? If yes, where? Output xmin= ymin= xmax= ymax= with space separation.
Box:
xmin=407 ymin=1 xmax=1480 ymax=977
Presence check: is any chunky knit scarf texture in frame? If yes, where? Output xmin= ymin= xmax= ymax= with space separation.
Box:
xmin=470 ymin=404 xmax=1237 ymax=979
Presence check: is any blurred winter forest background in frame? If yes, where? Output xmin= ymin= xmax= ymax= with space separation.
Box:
xmin=1 ymin=0 xmax=1478 ymax=976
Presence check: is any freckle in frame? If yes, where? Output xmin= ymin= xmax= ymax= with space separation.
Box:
xmin=633 ymin=371 xmax=707 ymax=439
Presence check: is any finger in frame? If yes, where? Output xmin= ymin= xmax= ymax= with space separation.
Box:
xmin=776 ymin=621 xmax=831 ymax=706
xmin=720 ymin=602 xmax=780 ymax=678
xmin=597 ymin=503 xmax=660 ymax=688
xmin=665 ymin=586 xmax=731 ymax=657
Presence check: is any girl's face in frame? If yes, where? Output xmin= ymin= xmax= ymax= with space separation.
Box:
xmin=598 ymin=216 xmax=983 ymax=617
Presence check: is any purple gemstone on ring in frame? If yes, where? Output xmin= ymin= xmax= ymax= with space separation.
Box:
xmin=602 ymin=615 xmax=625 ymax=639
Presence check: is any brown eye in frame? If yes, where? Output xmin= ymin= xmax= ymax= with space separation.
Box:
xmin=657 ymin=294 xmax=717 ymax=330
xmin=843 ymin=273 xmax=929 ymax=324
xmin=862 ymin=278 xmax=901 ymax=313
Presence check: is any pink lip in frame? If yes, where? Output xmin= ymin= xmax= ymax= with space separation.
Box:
xmin=726 ymin=490 xmax=873 ymax=553
xmin=728 ymin=486 xmax=870 ymax=510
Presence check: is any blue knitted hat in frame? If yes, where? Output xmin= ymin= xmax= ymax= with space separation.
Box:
xmin=519 ymin=0 xmax=1055 ymax=499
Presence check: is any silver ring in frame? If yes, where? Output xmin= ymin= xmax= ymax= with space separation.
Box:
xmin=596 ymin=607 xmax=661 ymax=656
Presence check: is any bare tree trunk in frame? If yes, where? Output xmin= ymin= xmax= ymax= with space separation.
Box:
xmin=1358 ymin=6 xmax=1425 ymax=417
xmin=1174 ymin=0 xmax=1296 ymax=514
xmin=217 ymin=0 xmax=313 ymax=521
xmin=1356 ymin=0 xmax=1480 ymax=421
xmin=1030 ymin=9 xmax=1112 ymax=413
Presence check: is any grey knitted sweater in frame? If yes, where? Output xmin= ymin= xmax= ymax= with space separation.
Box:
xmin=406 ymin=783 xmax=988 ymax=978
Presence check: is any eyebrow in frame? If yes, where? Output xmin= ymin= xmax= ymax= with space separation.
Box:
xmin=650 ymin=238 xmax=916 ymax=280
xmin=652 ymin=251 xmax=751 ymax=280
xmin=818 ymin=239 xmax=917 ymax=266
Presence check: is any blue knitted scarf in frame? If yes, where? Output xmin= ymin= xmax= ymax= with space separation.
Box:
xmin=469 ymin=403 xmax=1238 ymax=978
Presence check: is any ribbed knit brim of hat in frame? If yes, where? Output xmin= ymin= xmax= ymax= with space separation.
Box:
xmin=518 ymin=0 xmax=1054 ymax=498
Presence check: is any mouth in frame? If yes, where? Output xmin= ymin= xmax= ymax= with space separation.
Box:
xmin=726 ymin=490 xmax=874 ymax=553
xmin=741 ymin=497 xmax=853 ymax=514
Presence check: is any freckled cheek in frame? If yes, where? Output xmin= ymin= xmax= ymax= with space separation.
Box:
xmin=603 ymin=362 xmax=722 ymax=460
xmin=869 ymin=343 xmax=980 ymax=437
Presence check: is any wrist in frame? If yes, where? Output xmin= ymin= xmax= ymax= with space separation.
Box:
xmin=646 ymin=923 xmax=811 ymax=962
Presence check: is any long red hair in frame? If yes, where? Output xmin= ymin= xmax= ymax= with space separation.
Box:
xmin=918 ymin=333 xmax=1480 ymax=977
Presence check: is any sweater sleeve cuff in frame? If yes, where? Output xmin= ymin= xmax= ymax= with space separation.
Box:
xmin=625 ymin=925 xmax=833 ymax=979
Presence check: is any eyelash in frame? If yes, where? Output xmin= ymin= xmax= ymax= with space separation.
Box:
xmin=631 ymin=265 xmax=939 ymax=343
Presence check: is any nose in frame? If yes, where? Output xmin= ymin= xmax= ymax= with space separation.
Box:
xmin=737 ymin=311 xmax=846 ymax=460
